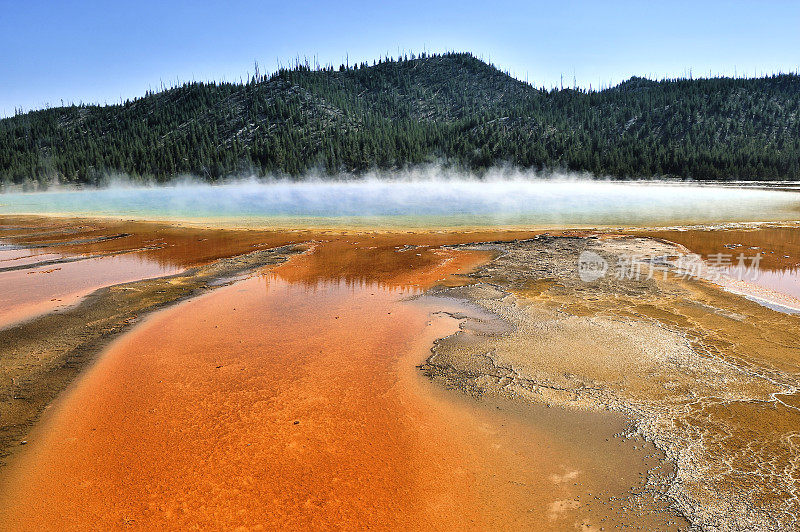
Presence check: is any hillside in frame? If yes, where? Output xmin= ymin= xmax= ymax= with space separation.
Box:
xmin=2 ymin=52 xmax=800 ymax=186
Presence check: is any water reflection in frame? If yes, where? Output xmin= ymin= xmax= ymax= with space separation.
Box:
xmin=0 ymin=253 xmax=184 ymax=329
xmin=7 ymin=214 xmax=800 ymax=315
xmin=645 ymin=227 xmax=800 ymax=272
xmin=261 ymin=271 xmax=424 ymax=297
xmin=640 ymin=226 xmax=800 ymax=309
xmin=260 ymin=237 xmax=493 ymax=293
xmin=0 ymin=217 xmax=502 ymax=328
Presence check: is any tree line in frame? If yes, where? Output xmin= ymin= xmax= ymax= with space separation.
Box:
xmin=2 ymin=52 xmax=799 ymax=188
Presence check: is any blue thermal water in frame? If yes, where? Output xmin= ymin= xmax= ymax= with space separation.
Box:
xmin=0 ymin=180 xmax=798 ymax=227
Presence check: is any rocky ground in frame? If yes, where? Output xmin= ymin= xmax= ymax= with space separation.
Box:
xmin=421 ymin=234 xmax=800 ymax=531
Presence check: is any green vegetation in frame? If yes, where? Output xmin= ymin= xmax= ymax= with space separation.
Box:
xmin=2 ymin=52 xmax=800 ymax=186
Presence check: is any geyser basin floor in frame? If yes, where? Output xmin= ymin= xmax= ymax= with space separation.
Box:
xmin=424 ymin=235 xmax=800 ymax=530
xmin=1 ymin=215 xmax=799 ymax=530
xmin=0 ymin=235 xmax=682 ymax=530
xmin=0 ymin=218 xmax=545 ymax=470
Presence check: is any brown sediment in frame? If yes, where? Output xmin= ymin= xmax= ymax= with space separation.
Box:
xmin=422 ymin=234 xmax=800 ymax=530
xmin=0 ymin=223 xmax=686 ymax=530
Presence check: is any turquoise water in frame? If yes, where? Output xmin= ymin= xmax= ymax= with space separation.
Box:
xmin=1 ymin=180 xmax=798 ymax=227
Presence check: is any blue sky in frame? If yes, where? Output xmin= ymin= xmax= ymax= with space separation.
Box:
xmin=1 ymin=0 xmax=799 ymax=117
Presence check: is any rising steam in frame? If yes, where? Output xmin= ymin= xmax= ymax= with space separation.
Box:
xmin=1 ymin=168 xmax=798 ymax=228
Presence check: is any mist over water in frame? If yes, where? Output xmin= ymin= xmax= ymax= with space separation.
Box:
xmin=1 ymin=177 xmax=799 ymax=227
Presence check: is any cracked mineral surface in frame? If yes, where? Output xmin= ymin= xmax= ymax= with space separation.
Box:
xmin=421 ymin=235 xmax=800 ymax=531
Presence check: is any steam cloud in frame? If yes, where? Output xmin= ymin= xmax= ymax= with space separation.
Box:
xmin=1 ymin=167 xmax=798 ymax=228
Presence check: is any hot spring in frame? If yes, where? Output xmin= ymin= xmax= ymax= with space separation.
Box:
xmin=1 ymin=179 xmax=798 ymax=227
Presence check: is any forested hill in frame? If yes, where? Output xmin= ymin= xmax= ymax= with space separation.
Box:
xmin=2 ymin=52 xmax=800 ymax=186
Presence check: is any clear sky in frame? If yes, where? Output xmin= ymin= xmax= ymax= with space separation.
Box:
xmin=2 ymin=0 xmax=799 ymax=117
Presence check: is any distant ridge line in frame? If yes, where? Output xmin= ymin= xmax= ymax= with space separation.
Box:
xmin=2 ymin=52 xmax=799 ymax=186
